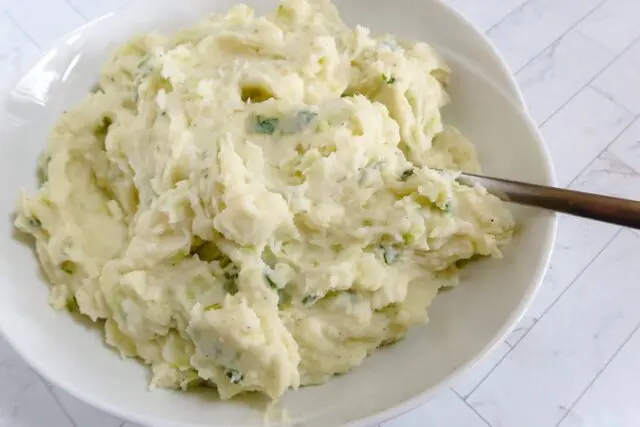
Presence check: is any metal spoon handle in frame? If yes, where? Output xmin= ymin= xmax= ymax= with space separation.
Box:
xmin=457 ymin=172 xmax=640 ymax=230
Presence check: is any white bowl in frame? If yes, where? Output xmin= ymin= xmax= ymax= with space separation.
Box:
xmin=0 ymin=1 xmax=556 ymax=426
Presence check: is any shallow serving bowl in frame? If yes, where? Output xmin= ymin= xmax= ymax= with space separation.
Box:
xmin=0 ymin=1 xmax=556 ymax=426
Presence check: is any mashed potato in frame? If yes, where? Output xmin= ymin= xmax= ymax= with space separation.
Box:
xmin=14 ymin=0 xmax=514 ymax=400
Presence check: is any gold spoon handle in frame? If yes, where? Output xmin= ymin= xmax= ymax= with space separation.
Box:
xmin=456 ymin=172 xmax=640 ymax=230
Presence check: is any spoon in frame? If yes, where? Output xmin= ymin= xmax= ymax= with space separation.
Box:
xmin=456 ymin=172 xmax=640 ymax=230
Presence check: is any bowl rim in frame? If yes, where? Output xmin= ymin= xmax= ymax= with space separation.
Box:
xmin=0 ymin=2 xmax=557 ymax=426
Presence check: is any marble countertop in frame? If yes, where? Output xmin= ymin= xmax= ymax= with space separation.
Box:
xmin=1 ymin=0 xmax=640 ymax=426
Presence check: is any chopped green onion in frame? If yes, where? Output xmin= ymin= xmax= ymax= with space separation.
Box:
xmin=95 ymin=117 xmax=113 ymax=138
xmin=28 ymin=217 xmax=41 ymax=228
xmin=399 ymin=169 xmax=415 ymax=181
xmin=382 ymin=74 xmax=397 ymax=84
xmin=331 ymin=243 xmax=344 ymax=253
xmin=375 ymin=302 xmax=400 ymax=313
xmin=281 ymin=110 xmax=318 ymax=134
xmin=137 ymin=56 xmax=151 ymax=70
xmin=302 ymin=294 xmax=319 ymax=305
xmin=224 ymin=368 xmax=244 ymax=384
xmin=223 ymin=264 xmax=239 ymax=294
xmin=296 ymin=110 xmax=317 ymax=127
xmin=265 ymin=273 xmax=278 ymax=289
xmin=38 ymin=154 xmax=51 ymax=185
xmin=205 ymin=303 xmax=222 ymax=311
xmin=224 ymin=280 xmax=238 ymax=295
xmin=277 ymin=289 xmax=291 ymax=308
xmin=382 ymin=246 xmax=400 ymax=265
xmin=402 ymin=233 xmax=415 ymax=245
xmin=59 ymin=260 xmax=76 ymax=275
xmin=66 ymin=296 xmax=79 ymax=312
xmin=253 ymin=115 xmax=279 ymax=134
xmin=224 ymin=264 xmax=240 ymax=281
xmin=241 ymin=85 xmax=273 ymax=103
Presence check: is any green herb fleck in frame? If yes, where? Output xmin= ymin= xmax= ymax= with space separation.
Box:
xmin=399 ymin=168 xmax=415 ymax=181
xmin=224 ymin=280 xmax=238 ymax=295
xmin=296 ymin=110 xmax=317 ymax=126
xmin=241 ymin=85 xmax=273 ymax=103
xmin=302 ymin=294 xmax=319 ymax=305
xmin=224 ymin=368 xmax=244 ymax=384
xmin=375 ymin=302 xmax=399 ymax=313
xmin=95 ymin=116 xmax=113 ymax=138
xmin=66 ymin=296 xmax=79 ymax=312
xmin=278 ymin=289 xmax=292 ymax=308
xmin=362 ymin=219 xmax=374 ymax=227
xmin=38 ymin=154 xmax=51 ymax=185
xmin=59 ymin=260 xmax=76 ymax=275
xmin=224 ymin=264 xmax=240 ymax=281
xmin=265 ymin=273 xmax=278 ymax=289
xmin=331 ymin=243 xmax=344 ymax=253
xmin=28 ymin=217 xmax=41 ymax=228
xmin=442 ymin=201 xmax=452 ymax=214
xmin=205 ymin=303 xmax=222 ymax=311
xmin=223 ymin=264 xmax=240 ymax=295
xmin=402 ymin=233 xmax=415 ymax=245
xmin=137 ymin=55 xmax=152 ymax=70
xmin=315 ymin=119 xmax=331 ymax=132
xmin=381 ymin=246 xmax=400 ymax=265
xmin=254 ymin=115 xmax=279 ymax=134
xmin=382 ymin=74 xmax=397 ymax=84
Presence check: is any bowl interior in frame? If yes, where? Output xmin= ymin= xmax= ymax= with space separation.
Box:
xmin=0 ymin=1 xmax=555 ymax=427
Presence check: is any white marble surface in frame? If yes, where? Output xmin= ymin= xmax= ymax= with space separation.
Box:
xmin=1 ymin=0 xmax=640 ymax=426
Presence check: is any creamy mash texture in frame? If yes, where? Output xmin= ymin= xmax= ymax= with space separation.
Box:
xmin=14 ymin=0 xmax=514 ymax=400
